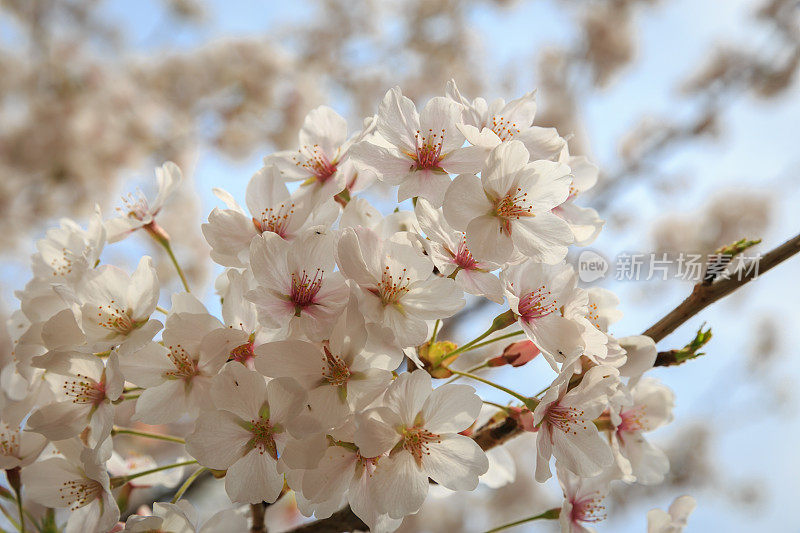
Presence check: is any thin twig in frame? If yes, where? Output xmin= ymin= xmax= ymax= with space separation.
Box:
xmin=643 ymin=231 xmax=800 ymax=343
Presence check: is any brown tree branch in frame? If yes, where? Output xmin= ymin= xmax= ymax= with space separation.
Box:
xmin=287 ymin=507 xmax=367 ymax=533
xmin=251 ymin=503 xmax=266 ymax=533
xmin=285 ymin=232 xmax=800 ymax=533
xmin=643 ymin=231 xmax=800 ymax=343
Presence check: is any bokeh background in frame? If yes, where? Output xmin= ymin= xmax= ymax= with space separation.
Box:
xmin=1 ymin=0 xmax=799 ymax=531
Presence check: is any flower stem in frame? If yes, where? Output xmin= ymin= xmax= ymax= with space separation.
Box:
xmin=162 ymin=239 xmax=191 ymax=293
xmin=111 ymin=460 xmax=198 ymax=488
xmin=533 ymin=384 xmax=550 ymax=398
xmin=444 ymin=330 xmax=527 ymax=384
xmin=483 ymin=508 xmax=560 ymax=532
xmin=444 ymin=362 xmax=488 ymax=384
xmin=6 ymin=468 xmax=23 ymax=533
xmin=482 ymin=400 xmax=511 ymax=412
xmin=448 ymin=369 xmax=530 ymax=405
xmin=111 ymin=427 xmax=185 ymax=444
xmin=0 ymin=502 xmax=19 ymax=530
xmin=430 ymin=319 xmax=441 ymax=344
xmin=116 ymin=393 xmax=140 ymax=402
xmin=447 ymin=310 xmax=517 ymax=358
xmin=171 ymin=466 xmax=208 ymax=503
xmin=466 ymin=330 xmax=525 ymax=351
xmin=15 ymin=494 xmax=23 ymax=533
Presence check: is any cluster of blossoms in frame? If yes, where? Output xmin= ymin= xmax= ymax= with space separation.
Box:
xmin=2 ymin=84 xmax=695 ymax=533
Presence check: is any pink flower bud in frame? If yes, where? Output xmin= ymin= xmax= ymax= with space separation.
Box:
xmin=488 ymin=340 xmax=540 ymax=367
xmin=508 ymin=406 xmax=537 ymax=432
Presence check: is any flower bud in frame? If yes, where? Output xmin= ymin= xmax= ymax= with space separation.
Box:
xmin=419 ymin=340 xmax=460 ymax=378
xmin=488 ymin=340 xmax=540 ymax=367
xmin=507 ymin=406 xmax=537 ymax=432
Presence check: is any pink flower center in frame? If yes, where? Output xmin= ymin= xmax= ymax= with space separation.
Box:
xmin=491 ymin=115 xmax=521 ymax=142
xmin=494 ymin=187 xmax=533 ymax=235
xmin=356 ymin=452 xmax=381 ymax=478
xmin=544 ymin=403 xmax=587 ymax=436
xmin=554 ymin=184 xmax=579 ymax=215
xmin=372 ymin=265 xmax=411 ymax=306
xmin=229 ymin=341 xmax=255 ymax=364
xmin=296 ymin=145 xmax=338 ymax=183
xmin=253 ymin=202 xmax=295 ymax=238
xmin=617 ymin=405 xmax=647 ymax=433
xmin=413 ymin=129 xmax=445 ymax=170
xmin=63 ymin=374 xmax=106 ymax=406
xmin=401 ymin=425 xmax=441 ymax=465
xmin=517 ymin=284 xmax=557 ymax=322
xmin=290 ymin=269 xmax=324 ymax=315
xmin=572 ymin=492 xmax=607 ymax=524
xmin=453 ymin=234 xmax=478 ymax=270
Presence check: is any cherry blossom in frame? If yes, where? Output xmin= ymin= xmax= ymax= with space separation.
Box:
xmin=255 ymin=294 xmax=396 ymax=429
xmin=119 ymin=310 xmax=244 ymax=424
xmin=302 ymin=442 xmax=402 ymax=532
xmin=533 ymin=365 xmax=619 ymax=482
xmin=75 ymin=256 xmax=162 ymax=355
xmin=610 ymin=378 xmax=674 ymax=484
xmin=647 ymin=495 xmax=696 ymax=533
xmin=336 ymin=225 xmax=464 ymax=347
xmin=27 ymin=352 xmax=123 ymax=447
xmin=552 ymin=149 xmax=605 ymax=246
xmin=124 ymin=500 xmax=248 ymax=533
xmin=185 ymin=363 xmax=308 ymax=504
xmin=617 ymin=335 xmax=658 ymax=387
xmin=350 ymin=87 xmax=484 ymax=207
xmin=0 ymin=407 xmax=47 ymax=470
xmin=446 ymin=79 xmax=566 ymax=160
xmin=218 ymin=269 xmax=263 ymax=366
xmin=354 ymin=371 xmax=488 ymax=519
xmin=502 ymin=260 xmax=585 ymax=368
xmin=442 ymin=141 xmax=574 ymax=264
xmin=22 ymin=440 xmax=119 ymax=533
xmin=414 ymin=198 xmax=504 ymax=303
xmin=267 ymin=105 xmax=376 ymax=201
xmin=202 ymin=164 xmax=337 ymax=267
xmin=247 ymin=228 xmax=349 ymax=341
xmin=290 ymin=421 xmax=402 ymax=532
xmin=557 ymin=467 xmax=614 ymax=533
xmin=105 ymin=162 xmax=182 ymax=243
xmin=31 ymin=208 xmax=105 ymax=286
xmin=340 ymin=197 xmax=421 ymax=238
xmin=562 ymin=287 xmax=627 ymax=373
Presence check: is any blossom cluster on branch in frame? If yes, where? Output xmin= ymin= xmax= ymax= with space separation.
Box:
xmin=2 ymin=83 xmax=699 ymax=533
